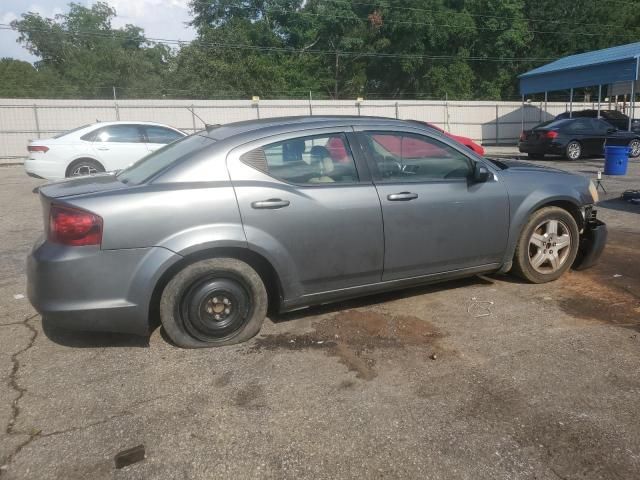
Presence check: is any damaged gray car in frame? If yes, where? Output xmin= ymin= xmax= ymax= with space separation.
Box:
xmin=27 ymin=116 xmax=607 ymax=348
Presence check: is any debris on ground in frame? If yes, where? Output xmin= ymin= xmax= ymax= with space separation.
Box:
xmin=13 ymin=294 xmax=25 ymax=300
xmin=467 ymin=297 xmax=494 ymax=317
xmin=114 ymin=445 xmax=145 ymax=469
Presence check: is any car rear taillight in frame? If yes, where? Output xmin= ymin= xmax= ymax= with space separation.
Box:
xmin=543 ymin=131 xmax=558 ymax=139
xmin=28 ymin=145 xmax=49 ymax=153
xmin=49 ymin=205 xmax=103 ymax=246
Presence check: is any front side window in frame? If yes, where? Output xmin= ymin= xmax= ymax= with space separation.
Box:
xmin=145 ymin=126 xmax=184 ymax=144
xmin=96 ymin=125 xmax=144 ymax=143
xmin=361 ymin=131 xmax=472 ymax=181
xmin=241 ymin=133 xmax=358 ymax=185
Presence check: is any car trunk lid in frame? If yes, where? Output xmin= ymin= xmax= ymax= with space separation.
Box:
xmin=38 ymin=173 xmax=129 ymax=199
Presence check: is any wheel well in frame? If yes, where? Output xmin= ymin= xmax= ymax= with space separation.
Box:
xmin=535 ymin=200 xmax=584 ymax=230
xmin=65 ymin=157 xmax=104 ymax=177
xmin=148 ymin=247 xmax=283 ymax=329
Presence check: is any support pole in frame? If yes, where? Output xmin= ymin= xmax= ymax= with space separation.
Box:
xmin=33 ymin=104 xmax=41 ymax=139
xmin=544 ymin=91 xmax=548 ymax=119
xmin=521 ymin=95 xmax=525 ymax=134
xmin=629 ymin=80 xmax=635 ymax=131
xmin=569 ymin=88 xmax=574 ymax=118
xmin=495 ymin=104 xmax=499 ymax=145
xmin=308 ymin=91 xmax=313 ymax=116
xmin=597 ymin=85 xmax=602 ymax=118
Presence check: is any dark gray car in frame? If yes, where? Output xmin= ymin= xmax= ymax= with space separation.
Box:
xmin=27 ymin=116 xmax=607 ymax=348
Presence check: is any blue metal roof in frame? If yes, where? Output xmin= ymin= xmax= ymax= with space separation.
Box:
xmin=519 ymin=42 xmax=640 ymax=95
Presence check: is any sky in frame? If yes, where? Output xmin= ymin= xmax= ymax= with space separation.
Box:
xmin=0 ymin=0 xmax=196 ymax=63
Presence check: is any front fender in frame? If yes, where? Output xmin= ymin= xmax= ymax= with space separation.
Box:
xmin=501 ymin=187 xmax=586 ymax=267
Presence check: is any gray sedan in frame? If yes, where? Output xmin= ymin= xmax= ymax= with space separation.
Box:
xmin=27 ymin=116 xmax=607 ymax=348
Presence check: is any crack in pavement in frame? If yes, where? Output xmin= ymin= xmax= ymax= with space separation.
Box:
xmin=1 ymin=314 xmax=38 ymax=476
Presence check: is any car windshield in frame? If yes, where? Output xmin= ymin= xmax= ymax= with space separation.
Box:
xmin=52 ymin=124 xmax=94 ymax=139
xmin=534 ymin=118 xmax=573 ymax=130
xmin=117 ymin=133 xmax=215 ymax=185
xmin=533 ymin=120 xmax=559 ymax=129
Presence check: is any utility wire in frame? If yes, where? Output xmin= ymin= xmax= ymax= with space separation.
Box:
xmin=0 ymin=24 xmax=559 ymax=62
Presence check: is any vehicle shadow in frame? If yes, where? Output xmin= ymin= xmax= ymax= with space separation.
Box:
xmin=42 ymin=316 xmax=150 ymax=348
xmin=598 ymin=198 xmax=640 ymax=214
xmin=270 ymin=275 xmax=496 ymax=323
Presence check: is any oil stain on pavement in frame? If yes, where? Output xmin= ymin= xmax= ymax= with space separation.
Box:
xmin=558 ymin=231 xmax=640 ymax=332
xmin=250 ymin=310 xmax=441 ymax=380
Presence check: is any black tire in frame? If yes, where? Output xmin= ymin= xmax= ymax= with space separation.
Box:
xmin=527 ymin=153 xmax=545 ymax=159
xmin=66 ymin=158 xmax=105 ymax=177
xmin=160 ymin=258 xmax=268 ymax=348
xmin=565 ymin=141 xmax=582 ymax=160
xmin=628 ymin=138 xmax=640 ymax=158
xmin=512 ymin=207 xmax=580 ymax=284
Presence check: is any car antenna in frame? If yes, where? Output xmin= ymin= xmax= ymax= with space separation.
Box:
xmin=186 ymin=107 xmax=219 ymax=131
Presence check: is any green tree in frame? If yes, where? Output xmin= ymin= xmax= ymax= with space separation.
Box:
xmin=12 ymin=2 xmax=172 ymax=98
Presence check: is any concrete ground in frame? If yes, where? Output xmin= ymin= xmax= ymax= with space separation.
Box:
xmin=1 ymin=151 xmax=639 ymax=480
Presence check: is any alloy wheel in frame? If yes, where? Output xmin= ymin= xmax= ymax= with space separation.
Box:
xmin=566 ymin=142 xmax=581 ymax=160
xmin=527 ymin=219 xmax=572 ymax=274
xmin=629 ymin=139 xmax=640 ymax=158
xmin=71 ymin=164 xmax=99 ymax=176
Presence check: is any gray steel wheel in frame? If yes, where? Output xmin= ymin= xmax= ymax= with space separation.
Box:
xmin=528 ymin=219 xmax=572 ymax=274
xmin=565 ymin=141 xmax=581 ymax=160
xmin=629 ymin=139 xmax=640 ymax=158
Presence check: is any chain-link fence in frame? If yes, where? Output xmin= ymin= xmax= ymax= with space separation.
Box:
xmin=0 ymin=98 xmax=596 ymax=162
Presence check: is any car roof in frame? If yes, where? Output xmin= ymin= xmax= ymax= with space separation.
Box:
xmin=201 ymin=116 xmax=433 ymax=142
xmin=88 ymin=121 xmax=182 ymax=128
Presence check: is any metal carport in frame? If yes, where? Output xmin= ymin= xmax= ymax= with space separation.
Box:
xmin=519 ymin=42 xmax=640 ymax=130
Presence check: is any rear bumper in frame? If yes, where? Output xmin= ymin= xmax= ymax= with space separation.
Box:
xmin=27 ymin=240 xmax=181 ymax=336
xmin=573 ymin=219 xmax=608 ymax=271
xmin=518 ymin=142 xmax=564 ymax=155
xmin=24 ymin=158 xmax=66 ymax=181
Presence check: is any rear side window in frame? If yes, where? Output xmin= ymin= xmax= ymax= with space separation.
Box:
xmin=564 ymin=119 xmax=592 ymax=132
xmin=144 ymin=126 xmax=184 ymax=144
xmin=95 ymin=125 xmax=144 ymax=143
xmin=117 ymin=134 xmax=215 ymax=185
xmin=241 ymin=134 xmax=359 ymax=185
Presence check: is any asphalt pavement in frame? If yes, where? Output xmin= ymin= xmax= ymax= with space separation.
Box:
xmin=1 ymin=151 xmax=639 ymax=479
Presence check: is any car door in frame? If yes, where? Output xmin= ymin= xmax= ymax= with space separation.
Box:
xmin=354 ymin=127 xmax=509 ymax=281
xmin=227 ymin=129 xmax=384 ymax=299
xmin=90 ymin=124 xmax=149 ymax=171
xmin=564 ymin=118 xmax=600 ymax=155
xmin=143 ymin=125 xmax=185 ymax=153
xmin=590 ymin=119 xmax=613 ymax=153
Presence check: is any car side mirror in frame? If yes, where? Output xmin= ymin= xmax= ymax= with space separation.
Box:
xmin=472 ymin=163 xmax=490 ymax=183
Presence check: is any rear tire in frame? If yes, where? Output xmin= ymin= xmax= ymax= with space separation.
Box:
xmin=628 ymin=138 xmax=640 ymax=158
xmin=565 ymin=141 xmax=582 ymax=160
xmin=512 ymin=207 xmax=579 ymax=283
xmin=160 ymin=258 xmax=267 ymax=348
xmin=66 ymin=158 xmax=105 ymax=177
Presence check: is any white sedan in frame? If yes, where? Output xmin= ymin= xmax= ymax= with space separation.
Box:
xmin=24 ymin=121 xmax=186 ymax=180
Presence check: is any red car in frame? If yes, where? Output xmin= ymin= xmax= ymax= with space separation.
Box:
xmin=410 ymin=120 xmax=485 ymax=155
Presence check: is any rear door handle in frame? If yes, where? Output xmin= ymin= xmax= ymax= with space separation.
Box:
xmin=97 ymin=146 xmax=109 ymax=151
xmin=387 ymin=192 xmax=418 ymax=201
xmin=251 ymin=199 xmax=290 ymax=209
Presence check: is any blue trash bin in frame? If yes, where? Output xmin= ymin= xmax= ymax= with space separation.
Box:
xmin=604 ymin=146 xmax=629 ymax=175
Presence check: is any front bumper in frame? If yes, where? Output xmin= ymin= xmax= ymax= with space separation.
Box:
xmin=27 ymin=240 xmax=181 ymax=336
xmin=572 ymin=217 xmax=608 ymax=271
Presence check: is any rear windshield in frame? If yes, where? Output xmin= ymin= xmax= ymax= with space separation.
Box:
xmin=603 ymin=110 xmax=628 ymax=120
xmin=52 ymin=124 xmax=94 ymax=139
xmin=534 ymin=119 xmax=568 ymax=130
xmin=117 ymin=133 xmax=215 ymax=185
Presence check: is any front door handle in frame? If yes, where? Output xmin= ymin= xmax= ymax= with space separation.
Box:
xmin=387 ymin=192 xmax=418 ymax=201
xmin=251 ymin=199 xmax=290 ymax=209
xmin=97 ymin=146 xmax=109 ymax=151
